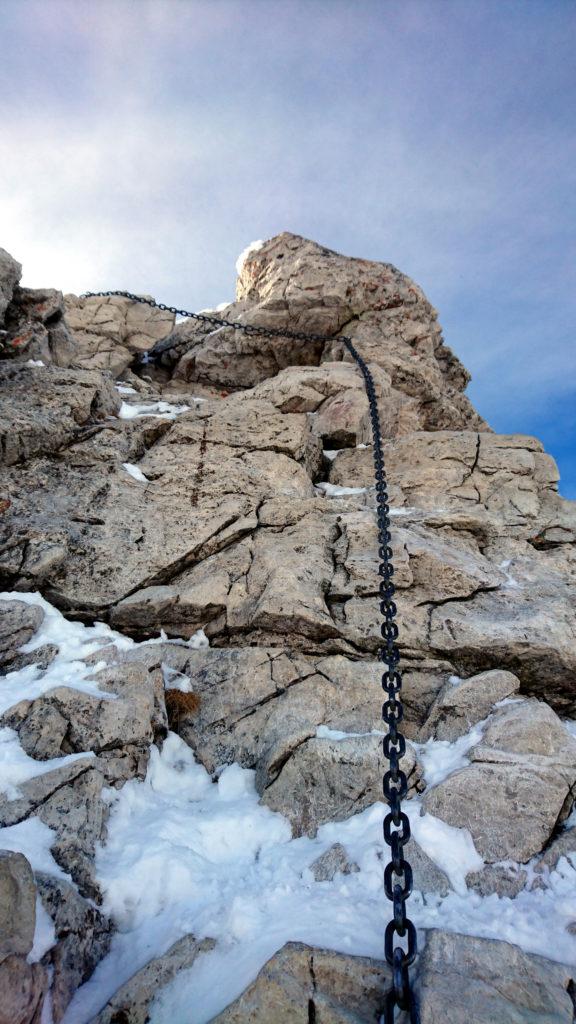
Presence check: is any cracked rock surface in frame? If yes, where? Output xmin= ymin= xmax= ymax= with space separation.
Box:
xmin=0 ymin=232 xmax=575 ymax=1022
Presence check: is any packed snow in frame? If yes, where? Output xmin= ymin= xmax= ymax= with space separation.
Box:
xmin=122 ymin=462 xmax=149 ymax=483
xmin=413 ymin=719 xmax=487 ymax=788
xmin=235 ymin=240 xmax=265 ymax=276
xmin=0 ymin=728 xmax=94 ymax=799
xmin=1 ymin=591 xmax=575 ymax=1024
xmin=315 ymin=482 xmax=367 ymax=497
xmin=115 ymin=382 xmax=137 ymax=395
xmin=0 ymin=591 xmax=133 ymax=716
xmin=118 ymin=400 xmax=191 ymax=420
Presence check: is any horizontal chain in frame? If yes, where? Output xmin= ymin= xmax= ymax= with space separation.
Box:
xmin=80 ymin=289 xmax=418 ymax=1020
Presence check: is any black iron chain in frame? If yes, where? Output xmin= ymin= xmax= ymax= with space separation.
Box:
xmin=81 ymin=289 xmax=419 ymax=1021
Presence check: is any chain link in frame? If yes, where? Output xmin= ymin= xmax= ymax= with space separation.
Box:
xmin=81 ymin=289 xmax=419 ymax=1020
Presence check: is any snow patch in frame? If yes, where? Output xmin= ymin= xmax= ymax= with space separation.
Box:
xmin=0 ymin=727 xmax=94 ymax=799
xmin=0 ymin=591 xmax=132 ymax=716
xmin=413 ymin=719 xmax=486 ymax=788
xmin=115 ymin=383 xmax=137 ymax=395
xmin=118 ymin=400 xmax=190 ymax=420
xmin=408 ymin=800 xmax=483 ymax=894
xmin=29 ymin=895 xmax=57 ymax=963
xmin=122 ymin=463 xmax=149 ymax=483
xmin=315 ymin=482 xmax=367 ymax=497
xmin=25 ymin=359 xmax=45 ymax=367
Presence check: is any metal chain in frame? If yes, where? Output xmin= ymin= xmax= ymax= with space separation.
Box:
xmin=81 ymin=289 xmax=419 ymax=1020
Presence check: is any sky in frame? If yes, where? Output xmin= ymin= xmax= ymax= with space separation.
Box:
xmin=1 ymin=0 xmax=575 ymax=497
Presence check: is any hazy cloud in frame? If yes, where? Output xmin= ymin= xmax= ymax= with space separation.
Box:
xmin=1 ymin=0 xmax=574 ymax=493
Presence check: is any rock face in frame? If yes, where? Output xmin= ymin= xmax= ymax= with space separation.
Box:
xmin=211 ymin=942 xmax=390 ymax=1023
xmin=0 ymin=232 xmax=575 ymax=1021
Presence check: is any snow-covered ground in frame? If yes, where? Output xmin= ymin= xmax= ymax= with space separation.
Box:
xmin=0 ymin=592 xmax=575 ymax=1024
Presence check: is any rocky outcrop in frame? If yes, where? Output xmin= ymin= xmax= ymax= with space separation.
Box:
xmin=0 ymin=233 xmax=574 ymax=1022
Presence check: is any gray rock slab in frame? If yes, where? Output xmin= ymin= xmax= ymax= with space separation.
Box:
xmin=0 ymin=851 xmax=36 ymax=961
xmin=211 ymin=940 xmax=391 ymax=1023
xmin=415 ymin=929 xmax=575 ymax=1023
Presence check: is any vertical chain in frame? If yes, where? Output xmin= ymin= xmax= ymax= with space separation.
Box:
xmin=79 ymin=291 xmax=418 ymax=1018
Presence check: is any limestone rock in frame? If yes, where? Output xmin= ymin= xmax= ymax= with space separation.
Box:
xmin=4 ymin=660 xmax=166 ymax=782
xmin=0 ymin=247 xmax=21 ymax=322
xmin=0 ymin=600 xmax=48 ymax=672
xmin=91 ymin=934 xmax=215 ymax=1024
xmin=0 ymin=757 xmax=96 ymax=828
xmin=36 ymin=872 xmax=111 ymax=1022
xmin=0 ymin=363 xmax=120 ymax=466
xmin=33 ymin=767 xmax=107 ymax=900
xmin=2 ymin=286 xmax=75 ymax=366
xmin=424 ymin=758 xmax=572 ymax=863
xmin=0 ymin=851 xmax=36 ymax=961
xmin=423 ymin=699 xmax=576 ymax=861
xmin=0 ymin=955 xmax=47 ymax=1024
xmin=415 ymin=929 xmax=574 ymax=1023
xmin=211 ymin=941 xmax=390 ymax=1023
xmin=404 ymin=838 xmax=451 ymax=896
xmin=262 ymin=733 xmax=421 ymax=837
xmin=421 ymin=669 xmax=521 ymax=741
xmin=308 ymin=843 xmax=359 ymax=882
xmin=63 ymin=293 xmax=175 ymax=375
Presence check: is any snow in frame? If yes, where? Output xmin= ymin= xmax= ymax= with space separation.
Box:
xmin=0 ymin=727 xmax=94 ymax=799
xmin=448 ymin=674 xmax=462 ymax=685
xmin=315 ymin=482 xmax=367 ymax=497
xmin=316 ymin=725 xmax=384 ymax=741
xmin=29 ymin=895 xmax=57 ymax=963
xmin=235 ymin=240 xmax=265 ymax=276
xmin=60 ymin=737 xmax=576 ymax=1024
xmin=115 ymin=383 xmax=137 ymax=395
xmin=408 ymin=800 xmax=483 ymax=894
xmin=323 ymin=449 xmax=343 ymax=461
xmin=413 ymin=719 xmax=486 ymax=788
xmin=389 ymin=507 xmax=417 ymax=516
xmin=25 ymin=359 xmax=45 ymax=367
xmin=564 ymin=719 xmax=576 ymax=740
xmin=188 ymin=627 xmax=209 ymax=649
xmin=122 ymin=463 xmax=149 ymax=483
xmin=0 ymin=817 xmax=71 ymax=879
xmin=2 ymin=592 xmax=575 ymax=1021
xmin=118 ymin=400 xmax=190 ymax=420
xmin=0 ymin=591 xmax=133 ymax=716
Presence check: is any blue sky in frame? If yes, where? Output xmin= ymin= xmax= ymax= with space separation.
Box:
xmin=1 ymin=0 xmax=575 ymax=496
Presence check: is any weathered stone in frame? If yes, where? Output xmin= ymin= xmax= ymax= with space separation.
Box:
xmin=34 ymin=767 xmax=107 ymax=900
xmin=465 ymin=862 xmax=529 ymax=899
xmin=63 ymin=293 xmax=175 ymax=375
xmin=0 ymin=600 xmax=46 ymax=672
xmin=4 ymin=661 xmax=165 ymax=779
xmin=0 ymin=363 xmax=120 ymax=466
xmin=423 ymin=759 xmax=572 ymax=863
xmin=0 ymin=851 xmax=36 ymax=961
xmin=262 ymin=733 xmax=421 ymax=837
xmin=404 ymin=838 xmax=452 ymax=896
xmin=0 ymin=247 xmax=21 ymax=322
xmin=91 ymin=934 xmax=215 ymax=1024
xmin=308 ymin=843 xmax=359 ymax=881
xmin=421 ymin=669 xmax=521 ymax=741
xmin=211 ymin=941 xmax=390 ymax=1023
xmin=415 ymin=929 xmax=574 ymax=1023
xmin=36 ymin=872 xmax=111 ymax=1022
xmin=0 ymin=757 xmax=96 ymax=828
xmin=0 ymin=955 xmax=47 ymax=1024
